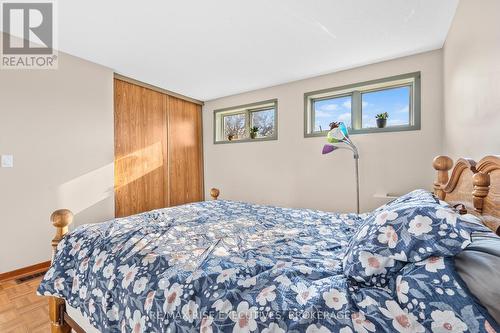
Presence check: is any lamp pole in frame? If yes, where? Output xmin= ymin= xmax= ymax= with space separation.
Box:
xmin=354 ymin=155 xmax=360 ymax=214
xmin=349 ymin=142 xmax=360 ymax=214
xmin=322 ymin=121 xmax=360 ymax=214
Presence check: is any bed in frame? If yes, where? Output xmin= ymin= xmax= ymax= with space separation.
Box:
xmin=38 ymin=155 xmax=500 ymax=333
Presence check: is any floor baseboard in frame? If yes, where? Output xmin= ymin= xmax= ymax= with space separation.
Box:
xmin=0 ymin=260 xmax=51 ymax=282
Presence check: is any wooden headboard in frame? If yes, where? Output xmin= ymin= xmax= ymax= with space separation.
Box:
xmin=433 ymin=155 xmax=500 ymax=236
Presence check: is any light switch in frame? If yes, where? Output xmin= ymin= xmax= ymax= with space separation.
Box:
xmin=1 ymin=155 xmax=13 ymax=168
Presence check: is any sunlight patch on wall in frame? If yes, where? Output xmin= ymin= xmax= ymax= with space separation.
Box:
xmin=57 ymin=163 xmax=114 ymax=215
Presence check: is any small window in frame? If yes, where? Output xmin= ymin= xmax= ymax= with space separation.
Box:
xmin=250 ymin=108 xmax=275 ymax=138
xmin=304 ymin=72 xmax=420 ymax=136
xmin=312 ymin=95 xmax=352 ymax=132
xmin=361 ymin=86 xmax=411 ymax=128
xmin=223 ymin=113 xmax=246 ymax=140
xmin=214 ymin=99 xmax=277 ymax=143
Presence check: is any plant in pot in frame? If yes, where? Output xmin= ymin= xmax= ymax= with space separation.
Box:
xmin=227 ymin=132 xmax=234 ymax=141
xmin=250 ymin=126 xmax=259 ymax=139
xmin=375 ymin=112 xmax=389 ymax=128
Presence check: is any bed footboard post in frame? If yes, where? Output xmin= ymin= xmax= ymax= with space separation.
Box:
xmin=472 ymin=172 xmax=490 ymax=214
xmin=210 ymin=188 xmax=220 ymax=200
xmin=49 ymin=209 xmax=73 ymax=333
xmin=433 ymin=156 xmax=453 ymax=199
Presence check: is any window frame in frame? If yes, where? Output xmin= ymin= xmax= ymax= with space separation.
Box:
xmin=214 ymin=99 xmax=278 ymax=144
xmin=304 ymin=72 xmax=421 ymax=137
xmin=221 ymin=111 xmax=247 ymax=140
xmin=310 ymin=93 xmax=353 ymax=132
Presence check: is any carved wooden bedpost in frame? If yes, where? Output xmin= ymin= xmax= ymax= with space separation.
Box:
xmin=49 ymin=209 xmax=73 ymax=333
xmin=433 ymin=156 xmax=453 ymax=199
xmin=472 ymin=172 xmax=490 ymax=214
xmin=210 ymin=188 xmax=220 ymax=200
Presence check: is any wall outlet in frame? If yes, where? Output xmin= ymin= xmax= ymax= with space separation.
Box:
xmin=1 ymin=155 xmax=14 ymax=168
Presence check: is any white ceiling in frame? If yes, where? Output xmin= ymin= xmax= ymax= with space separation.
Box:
xmin=54 ymin=1 xmax=458 ymax=100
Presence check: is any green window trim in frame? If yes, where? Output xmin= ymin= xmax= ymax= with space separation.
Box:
xmin=214 ymin=99 xmax=278 ymax=144
xmin=304 ymin=72 xmax=421 ymax=137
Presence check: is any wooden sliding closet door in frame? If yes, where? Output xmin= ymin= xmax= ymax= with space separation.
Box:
xmin=114 ymin=79 xmax=168 ymax=217
xmin=167 ymin=96 xmax=204 ymax=205
xmin=114 ymin=77 xmax=204 ymax=217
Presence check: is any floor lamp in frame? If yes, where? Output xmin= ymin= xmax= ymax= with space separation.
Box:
xmin=322 ymin=122 xmax=360 ymax=214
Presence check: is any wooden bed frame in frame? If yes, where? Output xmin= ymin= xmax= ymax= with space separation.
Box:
xmin=46 ymin=156 xmax=499 ymax=332
xmin=433 ymin=155 xmax=500 ymax=235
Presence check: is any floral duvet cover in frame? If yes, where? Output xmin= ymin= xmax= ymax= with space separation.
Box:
xmin=38 ymin=199 xmax=499 ymax=333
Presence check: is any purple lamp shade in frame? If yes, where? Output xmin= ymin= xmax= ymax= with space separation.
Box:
xmin=322 ymin=144 xmax=338 ymax=155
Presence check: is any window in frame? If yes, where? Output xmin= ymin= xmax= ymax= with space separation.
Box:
xmin=312 ymin=95 xmax=352 ymax=132
xmin=304 ymin=72 xmax=420 ymax=136
xmin=361 ymin=86 xmax=411 ymax=128
xmin=214 ymin=99 xmax=277 ymax=143
xmin=223 ymin=113 xmax=246 ymax=140
xmin=251 ymin=108 xmax=275 ymax=138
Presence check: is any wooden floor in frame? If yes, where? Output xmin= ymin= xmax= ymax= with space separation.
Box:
xmin=0 ymin=276 xmax=51 ymax=332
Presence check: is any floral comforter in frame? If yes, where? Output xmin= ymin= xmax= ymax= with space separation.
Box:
xmin=38 ymin=199 xmax=498 ymax=333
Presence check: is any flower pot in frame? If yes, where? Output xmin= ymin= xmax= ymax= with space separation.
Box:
xmin=376 ymin=118 xmax=387 ymax=128
xmin=250 ymin=132 xmax=257 ymax=139
xmin=227 ymin=135 xmax=234 ymax=141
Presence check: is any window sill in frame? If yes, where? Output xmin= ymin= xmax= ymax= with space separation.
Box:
xmin=214 ymin=136 xmax=278 ymax=144
xmin=304 ymin=125 xmax=421 ymax=138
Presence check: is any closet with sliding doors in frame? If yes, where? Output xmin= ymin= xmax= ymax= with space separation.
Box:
xmin=113 ymin=75 xmax=204 ymax=217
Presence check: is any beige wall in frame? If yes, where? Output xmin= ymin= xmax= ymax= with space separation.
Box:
xmin=0 ymin=37 xmax=115 ymax=273
xmin=443 ymin=0 xmax=500 ymax=160
xmin=203 ymin=50 xmax=443 ymax=213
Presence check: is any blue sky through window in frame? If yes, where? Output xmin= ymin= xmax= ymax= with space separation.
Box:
xmin=362 ymin=86 xmax=410 ymax=128
xmin=313 ymin=95 xmax=352 ymax=131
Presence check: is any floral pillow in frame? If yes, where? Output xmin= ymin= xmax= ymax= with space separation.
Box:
xmin=343 ymin=190 xmax=474 ymax=285
xmin=388 ymin=256 xmax=499 ymax=332
xmin=371 ymin=189 xmax=445 ymax=216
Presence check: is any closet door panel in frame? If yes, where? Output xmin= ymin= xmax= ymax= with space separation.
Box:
xmin=114 ymin=79 xmax=168 ymax=217
xmin=167 ymin=96 xmax=203 ymax=205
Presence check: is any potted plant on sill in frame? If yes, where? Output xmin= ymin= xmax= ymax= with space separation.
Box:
xmin=227 ymin=133 xmax=235 ymax=141
xmin=375 ymin=112 xmax=389 ymax=128
xmin=250 ymin=126 xmax=259 ymax=139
